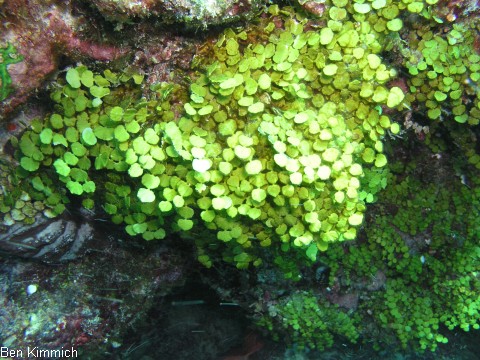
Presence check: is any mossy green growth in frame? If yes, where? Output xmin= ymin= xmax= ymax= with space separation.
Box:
xmin=321 ymin=152 xmax=480 ymax=352
xmin=257 ymin=291 xmax=359 ymax=351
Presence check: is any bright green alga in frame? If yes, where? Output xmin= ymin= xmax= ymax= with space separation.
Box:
xmin=3 ymin=5 xmax=406 ymax=271
xmin=0 ymin=43 xmax=23 ymax=101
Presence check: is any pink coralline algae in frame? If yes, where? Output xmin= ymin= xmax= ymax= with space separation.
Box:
xmin=0 ymin=0 xmax=128 ymax=118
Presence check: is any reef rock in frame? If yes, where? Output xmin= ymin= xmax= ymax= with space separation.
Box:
xmin=0 ymin=236 xmax=187 ymax=355
xmin=0 ymin=213 xmax=94 ymax=263
xmin=90 ymin=0 xmax=264 ymax=27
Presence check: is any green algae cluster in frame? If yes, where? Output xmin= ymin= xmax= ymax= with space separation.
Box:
xmin=398 ymin=21 xmax=480 ymax=172
xmin=0 ymin=169 xmax=67 ymax=225
xmin=1 ymin=67 xmax=147 ymax=225
xmin=257 ymin=153 xmax=479 ymax=353
xmin=1 ymin=1 xmax=479 ymax=353
xmin=365 ymin=0 xmax=480 ymax=170
xmin=339 ymin=0 xmax=480 ymax=139
xmin=3 ymin=4 xmax=407 ymax=270
xmin=322 ymin=156 xmax=479 ymax=351
xmin=184 ymin=3 xmax=406 ymax=267
xmin=0 ymin=43 xmax=23 ymax=101
xmin=400 ymin=22 xmax=479 ymax=126
xmin=257 ymin=291 xmax=359 ymax=351
xmin=348 ymin=0 xmax=441 ymax=33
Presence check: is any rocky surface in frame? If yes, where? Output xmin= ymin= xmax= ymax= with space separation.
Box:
xmin=0 ymin=213 xmax=94 ymax=263
xmin=0 ymin=234 xmax=188 ymax=357
xmin=90 ymin=0 xmax=263 ymax=27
